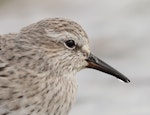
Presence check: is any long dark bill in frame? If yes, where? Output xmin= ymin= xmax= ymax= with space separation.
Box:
xmin=86 ymin=53 xmax=130 ymax=83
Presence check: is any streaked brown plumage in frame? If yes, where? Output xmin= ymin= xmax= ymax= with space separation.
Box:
xmin=0 ymin=18 xmax=130 ymax=115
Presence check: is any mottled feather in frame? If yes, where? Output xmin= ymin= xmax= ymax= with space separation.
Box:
xmin=0 ymin=18 xmax=89 ymax=115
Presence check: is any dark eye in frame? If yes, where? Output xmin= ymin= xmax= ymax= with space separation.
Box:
xmin=65 ymin=40 xmax=76 ymax=49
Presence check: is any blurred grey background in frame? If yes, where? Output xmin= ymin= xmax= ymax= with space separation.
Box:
xmin=0 ymin=0 xmax=150 ymax=115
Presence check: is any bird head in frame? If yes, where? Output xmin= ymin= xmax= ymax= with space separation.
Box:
xmin=20 ymin=18 xmax=130 ymax=83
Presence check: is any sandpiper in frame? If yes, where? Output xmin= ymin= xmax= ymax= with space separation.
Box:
xmin=0 ymin=18 xmax=130 ymax=115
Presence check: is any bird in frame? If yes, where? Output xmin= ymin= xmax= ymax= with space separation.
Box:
xmin=0 ymin=18 xmax=130 ymax=115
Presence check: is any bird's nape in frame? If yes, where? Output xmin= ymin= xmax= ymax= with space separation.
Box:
xmin=86 ymin=53 xmax=130 ymax=83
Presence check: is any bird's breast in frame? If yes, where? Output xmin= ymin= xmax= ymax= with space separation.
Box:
xmin=42 ymin=76 xmax=78 ymax=115
xmin=26 ymin=76 xmax=78 ymax=115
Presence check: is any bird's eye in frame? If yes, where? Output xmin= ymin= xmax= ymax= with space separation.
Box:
xmin=65 ymin=40 xmax=76 ymax=49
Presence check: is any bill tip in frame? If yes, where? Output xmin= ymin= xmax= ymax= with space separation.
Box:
xmin=118 ymin=78 xmax=130 ymax=83
xmin=124 ymin=79 xmax=130 ymax=83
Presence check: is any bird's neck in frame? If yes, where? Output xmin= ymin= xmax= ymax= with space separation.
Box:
xmin=25 ymin=72 xmax=78 ymax=115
